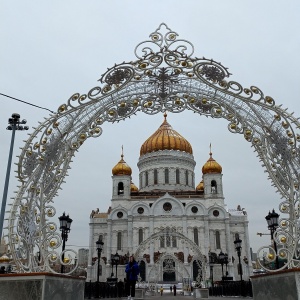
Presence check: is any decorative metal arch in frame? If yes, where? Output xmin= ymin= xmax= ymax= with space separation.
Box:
xmin=134 ymin=227 xmax=205 ymax=283
xmin=6 ymin=23 xmax=300 ymax=273
xmin=147 ymin=252 xmax=190 ymax=283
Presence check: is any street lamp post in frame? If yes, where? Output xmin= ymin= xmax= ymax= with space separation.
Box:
xmin=113 ymin=252 xmax=120 ymax=279
xmin=110 ymin=255 xmax=115 ymax=277
xmin=234 ymin=236 xmax=243 ymax=296
xmin=59 ymin=212 xmax=72 ymax=273
xmin=219 ymin=251 xmax=225 ymax=280
xmin=224 ymin=253 xmax=229 ymax=278
xmin=0 ymin=113 xmax=28 ymax=239
xmin=96 ymin=238 xmax=104 ymax=299
xmin=265 ymin=209 xmax=280 ymax=269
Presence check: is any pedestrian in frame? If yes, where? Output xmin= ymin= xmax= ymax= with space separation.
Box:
xmin=170 ymin=285 xmax=173 ymax=293
xmin=160 ymin=286 xmax=163 ymax=296
xmin=173 ymin=284 xmax=176 ymax=296
xmin=125 ymin=255 xmax=140 ymax=300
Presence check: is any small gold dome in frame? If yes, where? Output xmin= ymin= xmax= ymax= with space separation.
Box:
xmin=130 ymin=181 xmax=138 ymax=192
xmin=0 ymin=254 xmax=10 ymax=262
xmin=202 ymin=151 xmax=222 ymax=174
xmin=196 ymin=180 xmax=204 ymax=191
xmin=112 ymin=153 xmax=132 ymax=176
xmin=140 ymin=113 xmax=193 ymax=156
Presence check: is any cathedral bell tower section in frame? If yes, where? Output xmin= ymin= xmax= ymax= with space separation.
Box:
xmin=111 ymin=151 xmax=132 ymax=199
xmin=202 ymin=150 xmax=224 ymax=199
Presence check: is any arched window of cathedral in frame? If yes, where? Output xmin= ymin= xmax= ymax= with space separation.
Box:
xmin=117 ymin=232 xmax=122 ymax=250
xmin=139 ymin=229 xmax=143 ymax=244
xmin=99 ymin=235 xmax=103 ymax=242
xmin=194 ymin=228 xmax=199 ymax=245
xmin=185 ymin=170 xmax=188 ymax=185
xmin=154 ymin=169 xmax=158 ymax=184
xmin=160 ymin=235 xmax=165 ymax=248
xmin=211 ymin=180 xmax=217 ymax=193
xmin=215 ymin=231 xmax=221 ymax=249
xmin=176 ymin=169 xmax=180 ymax=184
xmin=118 ymin=182 xmax=124 ymax=195
xmin=165 ymin=168 xmax=169 ymax=184
xmin=172 ymin=235 xmax=177 ymax=247
xmin=145 ymin=171 xmax=148 ymax=186
xmin=235 ymin=233 xmax=240 ymax=240
xmin=166 ymin=227 xmax=171 ymax=247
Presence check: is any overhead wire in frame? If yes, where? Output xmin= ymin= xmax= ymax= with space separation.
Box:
xmin=0 ymin=93 xmax=55 ymax=114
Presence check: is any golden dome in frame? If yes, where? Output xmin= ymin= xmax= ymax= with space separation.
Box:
xmin=112 ymin=153 xmax=132 ymax=176
xmin=196 ymin=180 xmax=204 ymax=191
xmin=202 ymin=151 xmax=222 ymax=174
xmin=0 ymin=254 xmax=10 ymax=262
xmin=140 ymin=113 xmax=193 ymax=156
xmin=130 ymin=181 xmax=138 ymax=192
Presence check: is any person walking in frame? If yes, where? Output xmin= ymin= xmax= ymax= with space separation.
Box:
xmin=160 ymin=286 xmax=163 ymax=296
xmin=170 ymin=285 xmax=173 ymax=293
xmin=173 ymin=284 xmax=177 ymax=296
xmin=125 ymin=256 xmax=140 ymax=300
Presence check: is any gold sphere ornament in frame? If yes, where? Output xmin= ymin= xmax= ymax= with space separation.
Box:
xmin=64 ymin=257 xmax=70 ymax=264
xmin=174 ymin=68 xmax=182 ymax=74
xmin=189 ymin=98 xmax=195 ymax=104
xmin=49 ymin=225 xmax=55 ymax=230
xmin=152 ymin=34 xmax=158 ymax=41
xmin=80 ymin=95 xmax=87 ymax=101
xmin=134 ymin=75 xmax=141 ymax=80
xmin=50 ymin=241 xmax=56 ymax=247
xmin=139 ymin=63 xmax=148 ymax=69
xmin=120 ymin=102 xmax=126 ymax=107
xmin=181 ymin=61 xmax=187 ymax=67
xmin=133 ymin=99 xmax=139 ymax=106
xmin=282 ymin=121 xmax=289 ymax=129
xmin=279 ymin=251 xmax=286 ymax=258
xmin=268 ymin=253 xmax=274 ymax=260
xmin=147 ymin=101 xmax=153 ymax=107
xmin=46 ymin=128 xmax=52 ymax=135
xmin=51 ymin=255 xmax=57 ymax=261
xmin=201 ymin=98 xmax=207 ymax=104
xmin=280 ymin=236 xmax=287 ymax=243
xmin=230 ymin=124 xmax=237 ymax=130
xmin=47 ymin=210 xmax=53 ymax=217
xmin=281 ymin=221 xmax=287 ymax=227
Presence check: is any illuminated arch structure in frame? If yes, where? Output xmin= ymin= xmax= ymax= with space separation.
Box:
xmin=6 ymin=23 xmax=300 ymax=274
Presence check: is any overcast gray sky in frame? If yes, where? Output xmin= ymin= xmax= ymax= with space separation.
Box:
xmin=0 ymin=1 xmax=299 ymax=256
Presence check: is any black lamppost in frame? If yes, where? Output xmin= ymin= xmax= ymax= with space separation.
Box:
xmin=114 ymin=252 xmax=120 ymax=279
xmin=0 ymin=113 xmax=28 ymax=239
xmin=208 ymin=251 xmax=214 ymax=292
xmin=234 ymin=237 xmax=242 ymax=281
xmin=59 ymin=212 xmax=72 ymax=273
xmin=265 ymin=209 xmax=280 ymax=269
xmin=96 ymin=238 xmax=104 ymax=298
xmin=219 ymin=251 xmax=225 ymax=279
xmin=234 ymin=236 xmax=243 ymax=297
xmin=110 ymin=255 xmax=115 ymax=277
xmin=224 ymin=253 xmax=229 ymax=278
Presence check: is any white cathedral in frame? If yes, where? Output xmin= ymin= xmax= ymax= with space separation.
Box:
xmin=87 ymin=114 xmax=252 ymax=284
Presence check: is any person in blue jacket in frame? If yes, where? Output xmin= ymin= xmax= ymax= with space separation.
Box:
xmin=125 ymin=255 xmax=140 ymax=300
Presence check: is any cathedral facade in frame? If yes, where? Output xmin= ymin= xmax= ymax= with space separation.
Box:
xmin=87 ymin=114 xmax=252 ymax=284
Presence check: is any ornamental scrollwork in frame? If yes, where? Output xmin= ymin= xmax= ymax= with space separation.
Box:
xmin=6 ymin=23 xmax=300 ymax=274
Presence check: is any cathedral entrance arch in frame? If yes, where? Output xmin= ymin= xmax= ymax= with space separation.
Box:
xmin=134 ymin=228 xmax=205 ymax=283
xmin=7 ymin=23 xmax=300 ymax=273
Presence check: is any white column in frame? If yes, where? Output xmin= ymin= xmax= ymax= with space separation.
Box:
xmin=225 ymin=219 xmax=234 ymax=278
xmin=87 ymin=218 xmax=95 ymax=281
xmin=128 ymin=216 xmax=133 ymax=254
xmin=150 ymin=242 xmax=154 ymax=264
xmin=244 ymin=221 xmax=252 ymax=278
xmin=107 ymin=219 xmax=112 ymax=260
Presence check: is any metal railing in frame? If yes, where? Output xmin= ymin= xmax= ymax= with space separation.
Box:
xmin=209 ymin=280 xmax=253 ymax=297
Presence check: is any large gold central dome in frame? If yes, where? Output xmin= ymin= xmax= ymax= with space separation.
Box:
xmin=140 ymin=113 xmax=193 ymax=156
